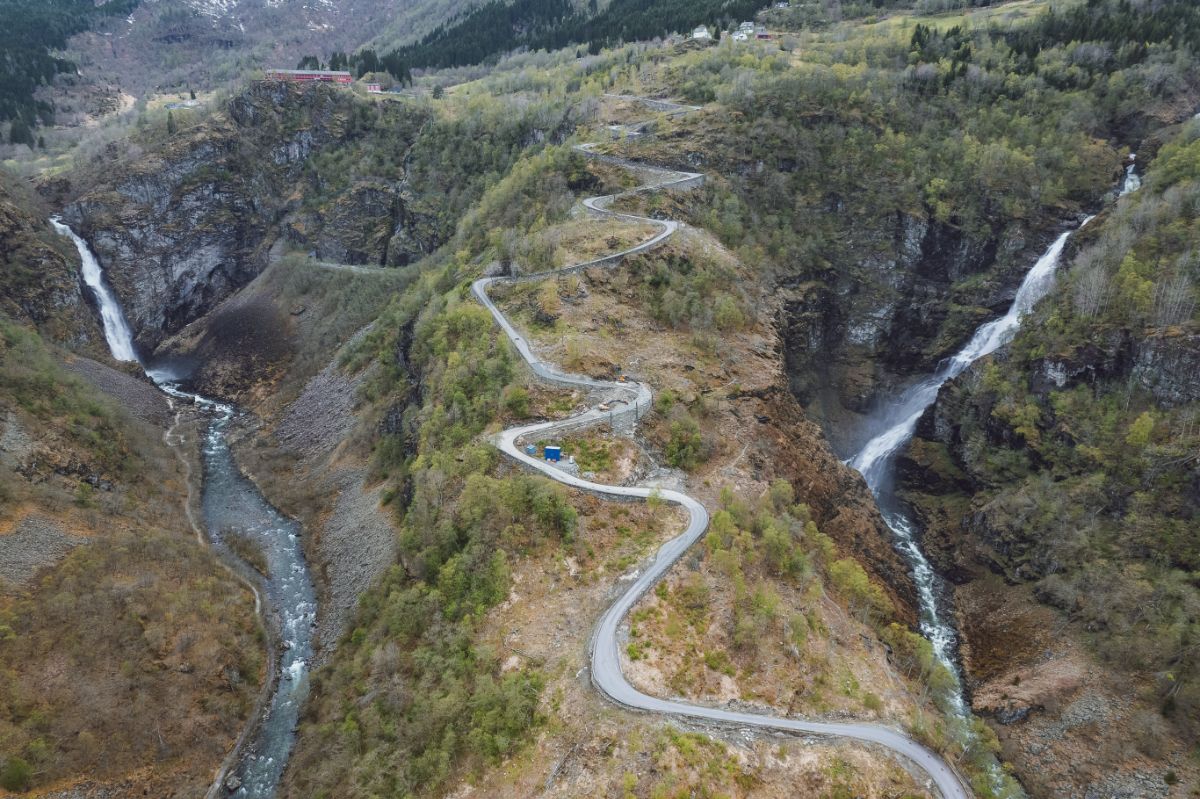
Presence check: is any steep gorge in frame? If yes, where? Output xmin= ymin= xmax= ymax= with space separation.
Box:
xmin=899 ymin=139 xmax=1200 ymax=797
xmin=52 ymin=82 xmax=432 ymax=358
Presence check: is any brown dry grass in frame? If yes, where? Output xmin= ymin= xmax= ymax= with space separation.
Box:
xmin=0 ymin=340 xmax=262 ymax=795
xmin=474 ymin=224 xmax=949 ymax=792
xmin=534 ymin=218 xmax=660 ymax=269
xmin=623 ymin=563 xmax=924 ymax=724
xmin=453 ymin=486 xmax=934 ymax=798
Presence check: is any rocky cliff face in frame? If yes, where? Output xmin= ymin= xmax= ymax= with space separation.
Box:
xmin=778 ymin=211 xmax=1062 ymax=452
xmin=904 ymin=324 xmax=1200 ymax=581
xmin=896 ymin=295 xmax=1200 ymax=795
xmin=0 ymin=176 xmax=102 ymax=351
xmin=58 ymin=82 xmax=432 ymax=356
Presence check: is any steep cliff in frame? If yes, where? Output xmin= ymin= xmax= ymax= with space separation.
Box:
xmin=59 ymin=82 xmax=432 ymax=356
xmin=900 ymin=125 xmax=1200 ymax=797
xmin=777 ymin=212 xmax=1068 ymax=443
xmin=0 ymin=175 xmax=102 ymax=351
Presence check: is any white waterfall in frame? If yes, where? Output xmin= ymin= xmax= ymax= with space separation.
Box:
xmin=50 ymin=219 xmax=140 ymax=364
xmin=847 ymin=222 xmax=1086 ymax=709
xmin=48 ymin=215 xmax=317 ymax=798
xmin=850 ymin=225 xmax=1082 ymax=491
xmin=848 ymin=159 xmax=1141 ymax=721
xmin=1121 ymin=160 xmax=1141 ymax=196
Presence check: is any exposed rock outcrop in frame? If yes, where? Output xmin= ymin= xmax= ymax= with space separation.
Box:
xmin=0 ymin=175 xmax=100 ymax=350
xmin=778 ymin=212 xmax=1064 ymax=450
xmin=59 ymin=82 xmax=432 ymax=356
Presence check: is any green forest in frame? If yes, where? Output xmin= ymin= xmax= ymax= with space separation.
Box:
xmin=374 ymin=0 xmax=768 ymax=71
xmin=0 ymin=0 xmax=138 ymax=136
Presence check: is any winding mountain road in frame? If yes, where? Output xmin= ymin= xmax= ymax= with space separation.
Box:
xmin=472 ymin=97 xmax=971 ymax=799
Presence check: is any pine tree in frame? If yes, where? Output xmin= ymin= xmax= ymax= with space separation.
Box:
xmin=8 ymin=118 xmax=33 ymax=146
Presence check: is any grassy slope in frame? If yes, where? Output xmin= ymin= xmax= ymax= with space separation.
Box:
xmin=0 ymin=318 xmax=262 ymax=794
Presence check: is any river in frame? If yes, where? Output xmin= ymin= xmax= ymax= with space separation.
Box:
xmin=51 ymin=219 xmax=314 ymax=799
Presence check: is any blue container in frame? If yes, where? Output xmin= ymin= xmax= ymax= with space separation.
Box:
xmin=544 ymin=446 xmax=562 ymax=462
xmin=525 ymin=444 xmax=536 ymax=456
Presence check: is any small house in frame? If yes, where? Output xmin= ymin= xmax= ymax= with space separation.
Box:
xmin=366 ymin=82 xmax=382 ymax=93
xmin=738 ymin=21 xmax=755 ymax=32
xmin=732 ymin=30 xmax=749 ymax=42
xmin=692 ymin=25 xmax=711 ymax=40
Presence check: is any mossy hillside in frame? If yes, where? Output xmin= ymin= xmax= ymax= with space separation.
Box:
xmin=0 ymin=319 xmax=138 ymax=496
xmin=904 ymin=119 xmax=1200 ymax=759
xmin=284 ymin=142 xmax=601 ymax=798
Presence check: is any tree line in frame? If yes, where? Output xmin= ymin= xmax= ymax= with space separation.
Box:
xmin=0 ymin=0 xmax=139 ymax=137
xmin=369 ymin=0 xmax=769 ymax=72
xmin=296 ymin=50 xmax=414 ymax=86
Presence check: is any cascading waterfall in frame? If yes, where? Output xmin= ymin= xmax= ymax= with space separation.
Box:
xmin=51 ymin=219 xmax=139 ymax=364
xmin=848 ymin=162 xmax=1140 ymax=726
xmin=52 ymin=219 xmax=315 ymax=799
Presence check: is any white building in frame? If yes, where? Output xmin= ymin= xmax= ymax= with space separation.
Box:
xmin=692 ymin=25 xmax=711 ymax=40
xmin=732 ymin=30 xmax=749 ymax=42
xmin=738 ymin=21 xmax=755 ymax=32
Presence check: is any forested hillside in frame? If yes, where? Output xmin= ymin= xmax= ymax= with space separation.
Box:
xmin=903 ymin=117 xmax=1200 ymax=796
xmin=0 ymin=0 xmax=138 ymax=135
xmin=374 ymin=0 xmax=766 ymax=71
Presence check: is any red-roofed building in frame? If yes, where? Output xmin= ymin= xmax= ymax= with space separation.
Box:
xmin=265 ymin=69 xmax=352 ymax=84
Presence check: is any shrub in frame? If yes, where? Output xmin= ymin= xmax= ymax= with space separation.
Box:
xmin=829 ymin=558 xmax=894 ymax=623
xmin=501 ymin=385 xmax=531 ymax=417
xmin=665 ymin=415 xmax=703 ymax=470
xmin=0 ymin=757 xmax=31 ymax=792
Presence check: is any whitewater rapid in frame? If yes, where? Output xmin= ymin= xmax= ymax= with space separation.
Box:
xmin=51 ymin=220 xmax=315 ymax=799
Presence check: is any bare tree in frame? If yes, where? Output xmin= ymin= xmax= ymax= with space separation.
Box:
xmin=1073 ymin=260 xmax=1111 ymax=318
xmin=1153 ymin=270 xmax=1196 ymax=326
